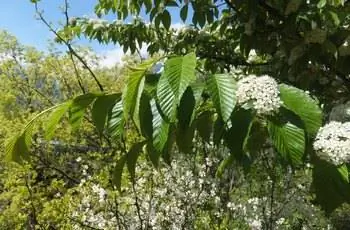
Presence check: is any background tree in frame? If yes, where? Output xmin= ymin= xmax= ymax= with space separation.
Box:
xmin=3 ymin=0 xmax=350 ymax=229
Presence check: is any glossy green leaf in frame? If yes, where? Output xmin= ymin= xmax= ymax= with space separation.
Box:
xmin=162 ymin=10 xmax=171 ymax=30
xmin=279 ymin=84 xmax=322 ymax=135
xmin=224 ymin=109 xmax=253 ymax=161
xmin=156 ymin=53 xmax=196 ymax=121
xmin=176 ymin=87 xmax=196 ymax=153
xmin=127 ymin=141 xmax=146 ymax=180
xmin=268 ymin=120 xmax=305 ymax=165
xmin=123 ymin=59 xmax=156 ymax=131
xmin=107 ymin=100 xmax=125 ymax=139
xmin=112 ymin=155 xmax=126 ymax=192
xmin=92 ymin=93 xmax=121 ymax=134
xmin=196 ymin=111 xmax=214 ymax=143
xmin=44 ymin=101 xmax=72 ymax=139
xmin=151 ymin=99 xmax=170 ymax=154
xmin=139 ymin=93 xmax=153 ymax=139
xmin=69 ymin=93 xmax=97 ymax=130
xmin=207 ymin=74 xmax=237 ymax=122
xmin=180 ymin=4 xmax=188 ymax=22
xmin=6 ymin=105 xmax=59 ymax=163
xmin=313 ymin=160 xmax=350 ymax=213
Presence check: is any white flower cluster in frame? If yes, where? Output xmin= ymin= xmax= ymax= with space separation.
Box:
xmin=226 ymin=196 xmax=287 ymax=230
xmin=236 ymin=75 xmax=282 ymax=115
xmin=72 ymin=183 xmax=115 ymax=229
xmin=313 ymin=121 xmax=350 ymax=165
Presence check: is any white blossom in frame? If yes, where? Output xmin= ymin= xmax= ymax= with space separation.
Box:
xmin=313 ymin=121 xmax=350 ymax=165
xmin=236 ymin=75 xmax=282 ymax=115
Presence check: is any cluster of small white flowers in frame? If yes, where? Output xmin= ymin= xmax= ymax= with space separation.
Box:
xmin=236 ymin=75 xmax=282 ymax=115
xmin=144 ymin=155 xmax=221 ymax=229
xmin=72 ymin=183 xmax=116 ymax=229
xmin=329 ymin=101 xmax=350 ymax=122
xmin=226 ymin=196 xmax=289 ymax=229
xmin=313 ymin=121 xmax=350 ymax=165
xmin=226 ymin=197 xmax=267 ymax=229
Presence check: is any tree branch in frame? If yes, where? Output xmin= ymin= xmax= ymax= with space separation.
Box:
xmin=34 ymin=2 xmax=104 ymax=92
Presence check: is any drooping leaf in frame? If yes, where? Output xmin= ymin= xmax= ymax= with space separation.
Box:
xmin=216 ymin=154 xmax=234 ymax=178
xmin=6 ymin=105 xmax=59 ymax=163
xmin=6 ymin=133 xmax=31 ymax=164
xmin=112 ymin=155 xmax=126 ymax=192
xmin=162 ymin=10 xmax=171 ymax=30
xmin=123 ymin=59 xmax=156 ymax=130
xmin=69 ymin=93 xmax=97 ymax=130
xmin=127 ymin=141 xmax=146 ymax=180
xmin=146 ymin=141 xmax=160 ymax=167
xmin=279 ymin=84 xmax=322 ymax=135
xmin=213 ymin=115 xmax=225 ymax=146
xmin=224 ymin=109 xmax=253 ymax=161
xmin=107 ymin=100 xmax=125 ymax=139
xmin=157 ymin=52 xmax=197 ymax=121
xmin=178 ymin=87 xmax=196 ymax=128
xmin=196 ymin=111 xmax=214 ymax=143
xmin=44 ymin=101 xmax=72 ymax=139
xmin=151 ymin=99 xmax=170 ymax=153
xmin=162 ymin=126 xmax=175 ymax=165
xmin=92 ymin=93 xmax=121 ymax=134
xmin=313 ymin=160 xmax=350 ymax=213
xmin=139 ymin=93 xmax=153 ymax=139
xmin=176 ymin=87 xmax=196 ymax=153
xmin=207 ymin=74 xmax=237 ymax=122
xmin=268 ymin=120 xmax=305 ymax=165
xmin=180 ymin=4 xmax=188 ymax=22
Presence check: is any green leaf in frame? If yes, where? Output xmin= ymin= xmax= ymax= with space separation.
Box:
xmin=112 ymin=155 xmax=126 ymax=192
xmin=151 ymin=99 xmax=170 ymax=154
xmin=268 ymin=120 xmax=305 ymax=165
xmin=123 ymin=59 xmax=156 ymax=130
xmin=162 ymin=10 xmax=171 ymax=30
xmin=92 ymin=93 xmax=121 ymax=134
xmin=44 ymin=101 xmax=72 ymax=139
xmin=328 ymin=0 xmax=345 ymax=7
xmin=224 ymin=109 xmax=253 ymax=161
xmin=180 ymin=4 xmax=188 ymax=22
xmin=216 ymin=155 xmax=234 ymax=178
xmin=279 ymin=84 xmax=322 ymax=135
xmin=6 ymin=134 xmax=31 ymax=163
xmin=157 ymin=53 xmax=197 ymax=121
xmin=127 ymin=141 xmax=146 ymax=180
xmin=6 ymin=105 xmax=59 ymax=163
xmin=328 ymin=11 xmax=340 ymax=26
xmin=207 ymin=74 xmax=237 ymax=122
xmin=196 ymin=111 xmax=214 ymax=143
xmin=139 ymin=93 xmax=153 ymax=139
xmin=317 ymin=0 xmax=327 ymax=8
xmin=213 ymin=115 xmax=225 ymax=146
xmin=107 ymin=100 xmax=125 ymax=139
xmin=313 ymin=160 xmax=350 ymax=213
xmin=69 ymin=93 xmax=97 ymax=130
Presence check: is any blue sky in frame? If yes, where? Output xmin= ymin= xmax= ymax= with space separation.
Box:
xmin=0 ymin=0 xmax=184 ymax=52
xmin=0 ymin=0 xmax=185 ymax=67
xmin=0 ymin=0 xmax=107 ymax=50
